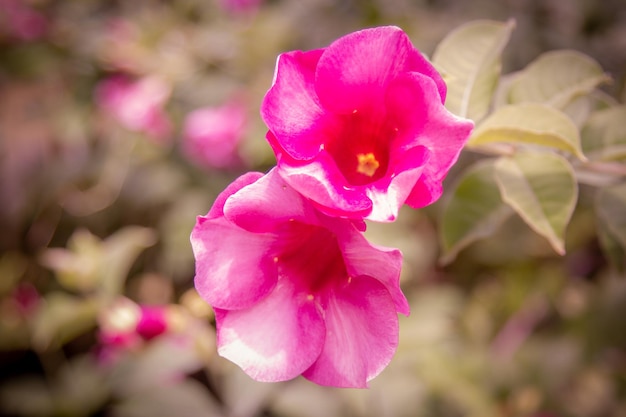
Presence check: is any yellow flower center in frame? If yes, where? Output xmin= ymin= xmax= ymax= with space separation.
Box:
xmin=356 ymin=152 xmax=380 ymax=177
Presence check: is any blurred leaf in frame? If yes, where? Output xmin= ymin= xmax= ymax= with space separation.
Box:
xmin=494 ymin=151 xmax=578 ymax=255
xmin=108 ymin=336 xmax=204 ymax=396
xmin=432 ymin=19 xmax=515 ymax=121
xmin=40 ymin=227 xmax=156 ymax=298
xmin=562 ymin=95 xmax=592 ymax=128
xmin=595 ymin=182 xmax=626 ymax=271
xmin=31 ymin=292 xmax=98 ymax=351
xmin=581 ymin=105 xmax=626 ymax=161
xmin=0 ymin=251 xmax=27 ymax=296
xmin=506 ymin=50 xmax=610 ymax=109
xmin=468 ymin=103 xmax=587 ymax=160
xmin=54 ymin=355 xmax=109 ymax=417
xmin=440 ymin=159 xmax=513 ymax=264
xmin=100 ymin=226 xmax=158 ymax=298
xmin=112 ymin=379 xmax=223 ymax=417
xmin=0 ymin=377 xmax=55 ymax=417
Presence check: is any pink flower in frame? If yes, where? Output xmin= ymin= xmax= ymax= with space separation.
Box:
xmin=261 ymin=26 xmax=473 ymax=221
xmin=217 ymin=0 xmax=262 ymax=15
xmin=191 ymin=169 xmax=408 ymax=387
xmin=95 ymin=75 xmax=172 ymax=142
xmin=0 ymin=0 xmax=48 ymax=41
xmin=182 ymin=100 xmax=247 ymax=170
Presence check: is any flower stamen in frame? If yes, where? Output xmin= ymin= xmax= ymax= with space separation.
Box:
xmin=356 ymin=152 xmax=380 ymax=177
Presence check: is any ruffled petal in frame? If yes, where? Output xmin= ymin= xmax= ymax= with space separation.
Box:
xmin=261 ymin=49 xmax=337 ymax=160
xmin=315 ymin=26 xmax=422 ymax=114
xmin=324 ymin=216 xmax=408 ymax=315
xmin=191 ymin=216 xmax=278 ymax=310
xmin=206 ymin=171 xmax=264 ymax=219
xmin=216 ymin=278 xmax=325 ymax=382
xmin=364 ymin=145 xmax=430 ymax=222
xmin=275 ymin=149 xmax=373 ymax=218
xmin=302 ymin=276 xmax=399 ymax=388
xmin=224 ymin=168 xmax=320 ymax=233
xmin=386 ymin=72 xmax=473 ymax=208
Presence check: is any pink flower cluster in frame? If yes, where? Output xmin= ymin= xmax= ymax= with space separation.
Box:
xmin=191 ymin=26 xmax=473 ymax=387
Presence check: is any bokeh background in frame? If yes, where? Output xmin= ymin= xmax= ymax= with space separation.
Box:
xmin=1 ymin=0 xmax=625 ymax=416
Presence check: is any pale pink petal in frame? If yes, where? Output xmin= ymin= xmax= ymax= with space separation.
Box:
xmin=224 ymin=168 xmax=320 ymax=233
xmin=191 ymin=217 xmax=277 ymax=310
xmin=302 ymin=276 xmax=399 ymax=388
xmin=216 ymin=278 xmax=325 ymax=382
xmin=324 ymin=217 xmax=408 ymax=315
xmin=274 ymin=147 xmax=373 ymax=218
xmin=364 ymin=146 xmax=430 ymax=222
xmin=386 ymin=72 xmax=473 ymax=208
xmin=261 ymin=49 xmax=336 ymax=160
xmin=206 ymin=171 xmax=264 ymax=219
xmin=315 ymin=26 xmax=423 ymax=114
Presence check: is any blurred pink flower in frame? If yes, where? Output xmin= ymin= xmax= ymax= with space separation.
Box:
xmin=0 ymin=0 xmax=48 ymax=41
xmin=262 ymin=26 xmax=473 ymax=222
xmin=98 ymin=298 xmax=169 ymax=353
xmin=95 ymin=75 xmax=172 ymax=143
xmin=191 ymin=169 xmax=407 ymax=388
xmin=217 ymin=0 xmax=262 ymax=15
xmin=182 ymin=100 xmax=247 ymax=170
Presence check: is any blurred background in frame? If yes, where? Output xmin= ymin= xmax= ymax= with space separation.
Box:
xmin=1 ymin=0 xmax=625 ymax=416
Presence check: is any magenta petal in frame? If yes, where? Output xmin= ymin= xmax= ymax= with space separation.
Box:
xmin=315 ymin=26 xmax=421 ymax=113
xmin=302 ymin=276 xmax=399 ymax=388
xmin=224 ymin=168 xmax=319 ymax=232
xmin=216 ymin=279 xmax=325 ymax=382
xmin=386 ymin=72 xmax=473 ymax=208
xmin=276 ymin=151 xmax=373 ymax=218
xmin=326 ymin=217 xmax=408 ymax=315
xmin=191 ymin=217 xmax=277 ymax=310
xmin=261 ymin=49 xmax=333 ymax=160
xmin=364 ymin=145 xmax=430 ymax=222
xmin=206 ymin=171 xmax=264 ymax=219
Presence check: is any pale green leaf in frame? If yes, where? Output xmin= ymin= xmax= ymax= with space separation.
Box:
xmin=432 ymin=19 xmax=515 ymax=121
xmin=582 ymin=105 xmax=626 ymax=161
xmin=494 ymin=151 xmax=578 ymax=255
xmin=31 ymin=292 xmax=98 ymax=351
xmin=440 ymin=159 xmax=513 ymax=264
xmin=469 ymin=103 xmax=587 ymax=160
xmin=507 ymin=50 xmax=610 ymax=109
xmin=595 ymin=182 xmax=626 ymax=252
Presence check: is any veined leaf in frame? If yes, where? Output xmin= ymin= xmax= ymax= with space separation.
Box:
xmin=432 ymin=19 xmax=515 ymax=122
xmin=507 ymin=50 xmax=610 ymax=109
xmin=468 ymin=103 xmax=587 ymax=160
xmin=596 ymin=182 xmax=626 ymax=251
xmin=440 ymin=159 xmax=513 ymax=264
xmin=582 ymin=105 xmax=626 ymax=161
xmin=494 ymin=151 xmax=578 ymax=255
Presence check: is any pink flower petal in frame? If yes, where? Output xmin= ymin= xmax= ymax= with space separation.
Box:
xmin=325 ymin=216 xmax=408 ymax=315
xmin=261 ymin=49 xmax=334 ymax=160
xmin=192 ymin=217 xmax=278 ymax=310
xmin=216 ymin=278 xmax=325 ymax=382
xmin=224 ymin=168 xmax=320 ymax=233
xmin=365 ymin=145 xmax=430 ymax=222
xmin=385 ymin=73 xmax=474 ymax=208
xmin=273 ymin=144 xmax=373 ymax=218
xmin=302 ymin=276 xmax=399 ymax=388
xmin=206 ymin=171 xmax=264 ymax=219
xmin=315 ymin=26 xmax=438 ymax=114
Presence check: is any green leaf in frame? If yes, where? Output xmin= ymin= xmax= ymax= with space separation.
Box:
xmin=440 ymin=159 xmax=513 ymax=264
xmin=595 ymin=182 xmax=626 ymax=256
xmin=494 ymin=151 xmax=578 ymax=255
xmin=432 ymin=19 xmax=515 ymax=122
xmin=582 ymin=105 xmax=626 ymax=161
xmin=468 ymin=103 xmax=587 ymax=160
xmin=506 ymin=50 xmax=610 ymax=109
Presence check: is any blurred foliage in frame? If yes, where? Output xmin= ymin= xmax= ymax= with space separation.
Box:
xmin=1 ymin=0 xmax=626 ymax=416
